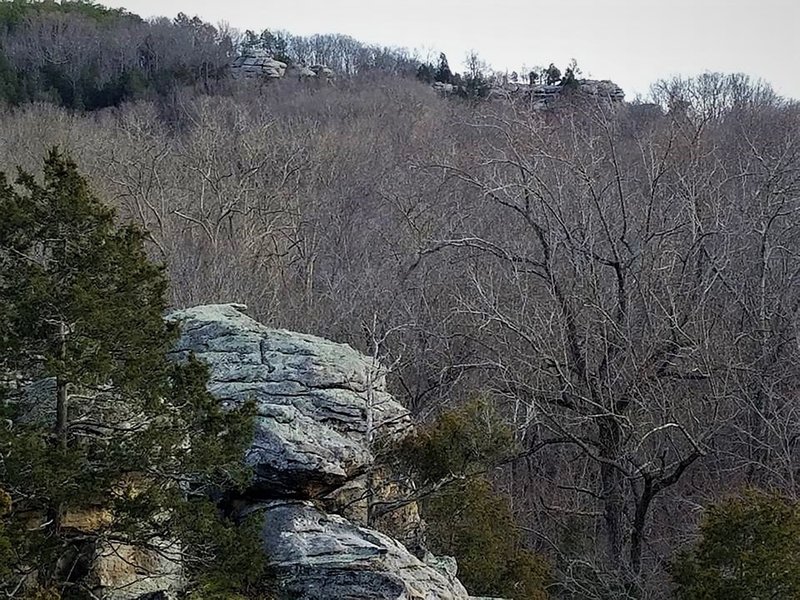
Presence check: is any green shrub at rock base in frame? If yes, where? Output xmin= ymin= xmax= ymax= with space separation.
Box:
xmin=423 ymin=477 xmax=550 ymax=600
xmin=672 ymin=490 xmax=800 ymax=599
xmin=399 ymin=398 xmax=550 ymax=599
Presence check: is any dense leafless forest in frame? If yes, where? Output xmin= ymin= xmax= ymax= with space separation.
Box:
xmin=2 ymin=65 xmax=798 ymax=597
xmin=1 ymin=2 xmax=800 ymax=597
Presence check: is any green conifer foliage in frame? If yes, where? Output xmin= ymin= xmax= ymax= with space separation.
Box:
xmin=424 ymin=478 xmax=550 ymax=600
xmin=398 ymin=399 xmax=551 ymax=600
xmin=672 ymin=490 xmax=800 ymax=600
xmin=0 ymin=149 xmax=263 ymax=598
xmin=434 ymin=53 xmax=453 ymax=84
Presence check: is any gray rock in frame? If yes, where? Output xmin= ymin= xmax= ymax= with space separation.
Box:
xmin=423 ymin=552 xmax=458 ymax=580
xmin=289 ymin=64 xmax=317 ymax=78
xmin=167 ymin=304 xmax=411 ymax=497
xmin=256 ymin=501 xmax=470 ymax=600
xmin=432 ymin=82 xmax=455 ymax=94
xmin=488 ymin=78 xmax=625 ymax=109
xmin=309 ymin=64 xmax=334 ymax=79
xmin=232 ymin=51 xmax=288 ymax=79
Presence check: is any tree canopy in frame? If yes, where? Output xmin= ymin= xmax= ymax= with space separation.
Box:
xmin=0 ymin=149 xmax=263 ymax=598
xmin=672 ymin=491 xmax=800 ymax=600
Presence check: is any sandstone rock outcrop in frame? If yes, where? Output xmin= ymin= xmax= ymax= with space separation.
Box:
xmin=164 ymin=303 xmax=475 ymax=599
xmin=231 ymin=50 xmax=334 ymax=82
xmin=167 ymin=303 xmax=411 ymax=497
xmin=309 ymin=64 xmax=335 ymax=79
xmin=89 ymin=539 xmax=183 ymax=600
xmin=15 ymin=304 xmax=484 ymax=599
xmin=232 ymin=50 xmax=287 ymax=79
xmin=432 ymin=81 xmax=455 ymax=94
xmin=256 ymin=501 xmax=470 ymax=600
xmin=484 ymin=78 xmax=625 ymax=108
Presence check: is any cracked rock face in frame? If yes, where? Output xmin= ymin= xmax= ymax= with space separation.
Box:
xmin=167 ymin=305 xmax=476 ymax=599
xmin=167 ymin=304 xmax=411 ymax=497
xmin=257 ymin=501 xmax=470 ymax=600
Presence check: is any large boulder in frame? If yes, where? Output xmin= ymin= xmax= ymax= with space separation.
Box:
xmin=167 ymin=304 xmax=411 ymax=497
xmin=256 ymin=501 xmax=470 ymax=600
xmin=165 ymin=305 xmax=485 ymax=598
xmin=232 ymin=50 xmax=288 ymax=79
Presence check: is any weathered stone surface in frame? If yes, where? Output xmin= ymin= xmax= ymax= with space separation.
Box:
xmin=60 ymin=506 xmax=113 ymax=533
xmin=289 ymin=64 xmax=317 ymax=78
xmin=432 ymin=81 xmax=455 ymax=94
xmin=167 ymin=304 xmax=411 ymax=497
xmin=257 ymin=501 xmax=470 ymax=600
xmin=322 ymin=469 xmax=423 ymax=553
xmin=483 ymin=78 xmax=625 ymax=109
xmin=232 ymin=50 xmax=287 ymax=79
xmin=231 ymin=51 xmax=334 ymax=81
xmin=90 ymin=539 xmax=183 ymax=600
xmin=576 ymin=79 xmax=625 ymax=100
xmin=309 ymin=64 xmax=334 ymax=79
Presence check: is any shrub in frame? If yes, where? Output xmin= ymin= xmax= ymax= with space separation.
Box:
xmin=399 ymin=398 xmax=550 ymax=599
xmin=672 ymin=490 xmax=800 ymax=599
xmin=398 ymin=397 xmax=515 ymax=482
xmin=423 ymin=478 xmax=550 ymax=599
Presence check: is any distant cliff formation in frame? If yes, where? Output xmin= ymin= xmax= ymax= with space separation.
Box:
xmin=433 ymin=78 xmax=625 ymax=107
xmin=232 ymin=49 xmax=334 ymax=81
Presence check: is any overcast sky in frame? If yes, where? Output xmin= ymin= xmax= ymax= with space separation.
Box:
xmin=104 ymin=0 xmax=800 ymax=100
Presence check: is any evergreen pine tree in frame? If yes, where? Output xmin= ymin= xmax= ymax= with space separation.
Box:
xmin=0 ymin=149 xmax=263 ymax=598
xmin=560 ymin=67 xmax=579 ymax=90
xmin=434 ymin=52 xmax=453 ymax=84
xmin=397 ymin=399 xmax=550 ymax=600
xmin=416 ymin=63 xmax=434 ymax=84
xmin=545 ymin=63 xmax=561 ymax=85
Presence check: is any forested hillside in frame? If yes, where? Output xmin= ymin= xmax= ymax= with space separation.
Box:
xmin=2 ymin=1 xmax=800 ymax=599
xmin=0 ymin=0 xmax=419 ymax=109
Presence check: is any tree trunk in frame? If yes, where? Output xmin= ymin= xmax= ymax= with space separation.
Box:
xmin=630 ymin=479 xmax=654 ymax=574
xmin=598 ymin=416 xmax=625 ymax=562
xmin=55 ymin=320 xmax=68 ymax=449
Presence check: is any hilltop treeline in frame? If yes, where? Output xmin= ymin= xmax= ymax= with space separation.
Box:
xmin=237 ymin=27 xmax=420 ymax=76
xmin=1 ymin=69 xmax=797 ymax=597
xmin=0 ymin=0 xmax=233 ymax=108
xmin=0 ymin=0 xmax=422 ymax=109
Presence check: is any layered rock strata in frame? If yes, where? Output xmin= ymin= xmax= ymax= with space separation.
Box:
xmin=165 ymin=304 xmax=474 ymax=600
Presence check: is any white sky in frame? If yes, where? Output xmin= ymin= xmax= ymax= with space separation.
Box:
xmin=104 ymin=0 xmax=800 ymax=100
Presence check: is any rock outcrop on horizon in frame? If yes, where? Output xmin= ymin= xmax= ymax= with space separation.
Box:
xmin=489 ymin=79 xmax=625 ymax=107
xmin=232 ymin=51 xmax=288 ymax=79
xmin=232 ymin=50 xmax=334 ymax=81
xmin=431 ymin=77 xmax=625 ymax=108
